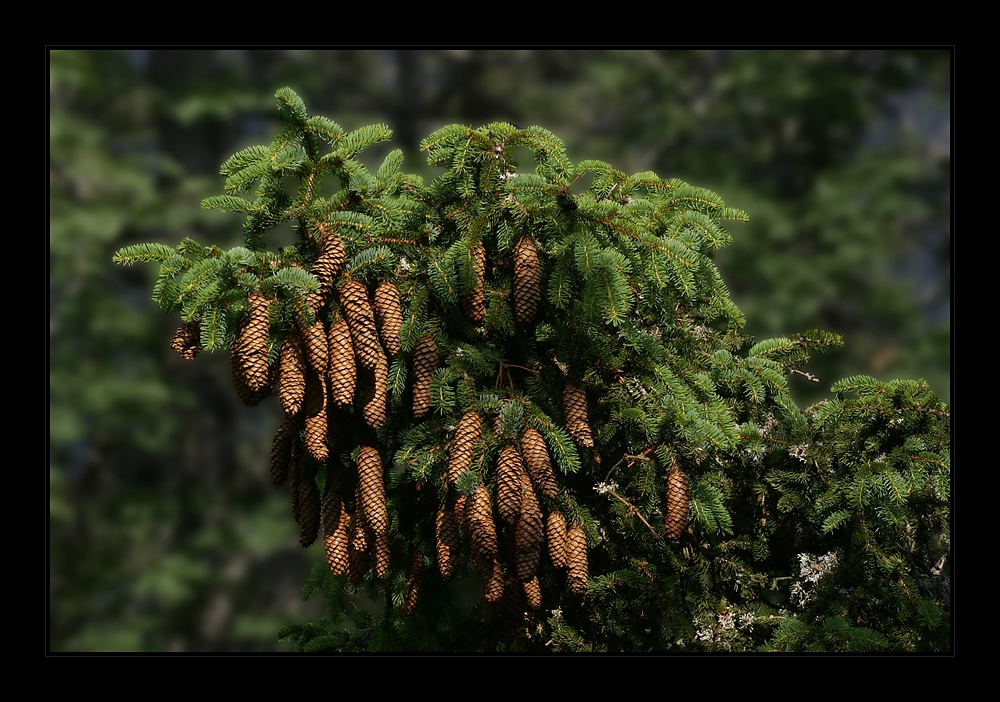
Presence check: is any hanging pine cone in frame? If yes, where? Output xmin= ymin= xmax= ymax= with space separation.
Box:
xmin=297 ymin=475 xmax=321 ymax=548
xmin=374 ymin=531 xmax=390 ymax=579
xmin=468 ymin=482 xmax=499 ymax=572
xmin=234 ymin=290 xmax=272 ymax=392
xmin=310 ymin=222 xmax=346 ymax=300
xmin=326 ymin=317 xmax=357 ymax=408
xmin=402 ymin=549 xmax=424 ymax=615
xmin=514 ymin=472 xmax=544 ymax=582
xmin=373 ymin=281 xmax=404 ymax=357
xmin=347 ymin=512 xmax=372 ymax=585
xmin=482 ymin=559 xmax=505 ymax=604
xmin=460 ymin=243 xmax=487 ymax=324
xmin=278 ymin=331 xmax=307 ymax=417
xmin=357 ymin=446 xmax=388 ymax=537
xmin=521 ymin=427 xmax=558 ymax=499
xmin=436 ymin=507 xmax=460 ymax=581
xmin=563 ymin=383 xmax=594 ymax=448
xmin=230 ymin=342 xmax=274 ymax=407
xmin=322 ymin=487 xmax=350 ymax=576
xmin=302 ymin=371 xmax=329 ymax=463
xmin=566 ymin=523 xmax=589 ymax=595
xmin=269 ymin=418 xmax=297 ymax=488
xmin=447 ymin=410 xmax=482 ymax=485
xmin=170 ymin=320 xmax=201 ymax=360
xmin=547 ymin=509 xmax=568 ymax=569
xmin=523 ymin=576 xmax=542 ymax=611
xmin=359 ymin=352 xmax=388 ymax=430
xmin=339 ymin=278 xmax=383 ymax=371
xmin=513 ymin=234 xmax=541 ymax=325
xmin=411 ymin=335 xmax=438 ymax=419
xmin=300 ymin=317 xmax=329 ymax=378
xmin=664 ymin=463 xmax=690 ymax=540
xmin=496 ymin=445 xmax=524 ymax=525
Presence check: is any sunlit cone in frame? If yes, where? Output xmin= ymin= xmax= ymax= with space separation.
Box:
xmin=513 ymin=235 xmax=541 ymax=325
xmin=359 ymin=352 xmax=388 ymax=430
xmin=563 ymin=383 xmax=594 ymax=448
xmin=566 ymin=523 xmax=589 ymax=595
xmin=460 ymin=243 xmax=487 ymax=324
xmin=374 ymin=531 xmax=390 ymax=579
xmin=547 ymin=509 xmax=568 ymax=569
xmin=521 ymin=427 xmax=558 ymax=499
xmin=357 ymin=446 xmax=388 ymax=537
xmin=303 ymin=371 xmax=329 ymax=463
xmin=278 ymin=331 xmax=306 ymax=417
xmin=310 ymin=222 xmax=346 ymax=299
xmin=515 ymin=472 xmax=544 ymax=582
xmin=230 ymin=342 xmax=273 ymax=407
xmin=300 ymin=317 xmax=329 ymax=378
xmin=435 ymin=507 xmax=460 ymax=581
xmin=453 ymin=493 xmax=468 ymax=533
xmin=496 ymin=445 xmax=524 ymax=525
xmin=373 ymin=281 xmax=404 ymax=357
xmin=483 ymin=558 xmax=505 ymax=603
xmin=447 ymin=411 xmax=482 ymax=485
xmin=468 ymin=482 xmax=498 ymax=570
xmin=411 ymin=335 xmax=438 ymax=419
xmin=523 ymin=576 xmax=542 ymax=611
xmin=327 ymin=317 xmax=357 ymax=408
xmin=322 ymin=486 xmax=350 ymax=576
xmin=234 ymin=290 xmax=272 ymax=392
xmin=170 ymin=320 xmax=201 ymax=360
xmin=339 ymin=278 xmax=383 ymax=371
xmin=347 ymin=513 xmax=372 ymax=584
xmin=664 ymin=463 xmax=690 ymax=540
xmin=269 ymin=418 xmax=297 ymax=488
xmin=403 ymin=550 xmax=424 ymax=615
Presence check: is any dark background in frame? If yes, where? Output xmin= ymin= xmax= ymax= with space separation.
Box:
xmin=48 ymin=48 xmax=951 ymax=652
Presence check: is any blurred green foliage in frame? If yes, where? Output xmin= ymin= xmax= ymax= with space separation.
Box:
xmin=48 ymin=48 xmax=950 ymax=652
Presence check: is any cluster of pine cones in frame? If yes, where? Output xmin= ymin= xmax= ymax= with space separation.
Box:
xmin=170 ymin=222 xmax=689 ymax=617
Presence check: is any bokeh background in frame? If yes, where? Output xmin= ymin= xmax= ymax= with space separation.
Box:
xmin=49 ymin=48 xmax=951 ymax=652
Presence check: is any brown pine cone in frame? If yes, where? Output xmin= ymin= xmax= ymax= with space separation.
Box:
xmin=447 ymin=411 xmax=482 ymax=486
xmin=170 ymin=320 xmax=201 ymax=360
xmin=460 ymin=243 xmax=487 ymax=324
xmin=521 ymin=427 xmax=558 ymax=499
xmin=513 ymin=235 xmax=541 ymax=325
xmin=234 ymin=290 xmax=272 ymax=392
xmin=230 ymin=342 xmax=274 ymax=407
xmin=322 ymin=486 xmax=350 ymax=576
xmin=300 ymin=317 xmax=329 ymax=378
xmin=269 ymin=418 xmax=297 ymax=488
xmin=278 ymin=331 xmax=307 ymax=417
xmin=514 ymin=472 xmax=544 ymax=582
xmin=339 ymin=278 xmax=384 ymax=371
xmin=482 ymin=559 xmax=505 ymax=604
xmin=302 ymin=371 xmax=329 ymax=463
xmin=496 ymin=445 xmax=524 ymax=525
xmin=468 ymin=482 xmax=498 ymax=572
xmin=347 ymin=512 xmax=372 ymax=584
xmin=402 ymin=549 xmax=424 ymax=615
xmin=411 ymin=335 xmax=439 ymax=419
xmin=523 ymin=576 xmax=542 ymax=611
xmin=563 ymin=383 xmax=594 ymax=448
xmin=664 ymin=463 xmax=690 ymax=540
xmin=374 ymin=531 xmax=390 ymax=579
xmin=296 ymin=472 xmax=321 ymax=548
xmin=357 ymin=446 xmax=388 ymax=537
xmin=566 ymin=523 xmax=589 ymax=594
xmin=310 ymin=222 xmax=346 ymax=299
xmin=359 ymin=351 xmax=388 ymax=430
xmin=435 ymin=507 xmax=460 ymax=581
xmin=547 ymin=509 xmax=568 ymax=569
xmin=326 ymin=317 xmax=357 ymax=408
xmin=373 ymin=281 xmax=404 ymax=357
